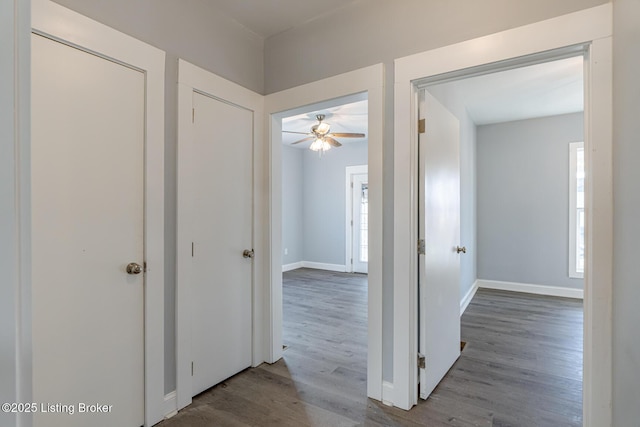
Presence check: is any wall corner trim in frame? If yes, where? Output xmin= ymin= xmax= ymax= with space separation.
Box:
xmin=164 ymin=391 xmax=178 ymax=419
xmin=460 ymin=281 xmax=479 ymax=316
xmin=282 ymin=262 xmax=304 ymax=272
xmin=382 ymin=381 xmax=395 ymax=407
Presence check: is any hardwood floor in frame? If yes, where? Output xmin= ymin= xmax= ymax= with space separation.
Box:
xmin=160 ymin=268 xmax=583 ymax=426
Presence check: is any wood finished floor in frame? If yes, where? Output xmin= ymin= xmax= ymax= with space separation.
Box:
xmin=160 ymin=268 xmax=583 ymax=427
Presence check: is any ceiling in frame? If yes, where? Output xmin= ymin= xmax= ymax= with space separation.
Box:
xmin=282 ymin=100 xmax=368 ymax=148
xmin=430 ymin=56 xmax=584 ymax=125
xmin=280 ymin=58 xmax=582 ymax=150
xmin=206 ymin=0 xmax=360 ymax=38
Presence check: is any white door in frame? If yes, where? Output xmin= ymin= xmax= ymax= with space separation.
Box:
xmin=190 ymin=92 xmax=254 ymax=396
xmin=31 ymin=34 xmax=145 ymax=427
xmin=418 ymin=89 xmax=462 ymax=400
xmin=352 ymin=173 xmax=369 ymax=274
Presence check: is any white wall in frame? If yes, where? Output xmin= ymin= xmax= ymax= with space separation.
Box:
xmin=281 ymin=145 xmax=304 ymax=265
xmin=612 ymin=0 xmax=640 ymax=424
xmin=476 ymin=113 xmax=584 ymax=289
xmin=52 ymin=0 xmax=264 ymax=394
xmin=281 ymin=143 xmax=368 ymax=268
xmin=426 ymin=85 xmax=477 ymax=302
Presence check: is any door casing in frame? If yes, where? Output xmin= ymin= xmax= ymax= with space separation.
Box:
xmin=0 ymin=1 xmax=31 ymax=427
xmin=265 ymin=66 xmax=385 ymax=401
xmin=31 ymin=0 xmax=165 ymax=425
xmin=393 ymin=5 xmax=613 ymax=426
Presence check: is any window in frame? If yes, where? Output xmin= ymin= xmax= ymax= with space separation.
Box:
xmin=569 ymin=142 xmax=585 ymax=278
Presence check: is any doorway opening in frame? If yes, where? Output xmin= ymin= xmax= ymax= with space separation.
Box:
xmin=391 ymin=7 xmax=614 ymax=419
xmin=415 ymin=54 xmax=586 ymax=424
xmin=280 ymin=96 xmax=370 ymax=396
xmin=266 ymin=64 xmax=383 ymax=401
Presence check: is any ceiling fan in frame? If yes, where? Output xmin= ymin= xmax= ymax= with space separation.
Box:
xmin=283 ymin=114 xmax=365 ymax=152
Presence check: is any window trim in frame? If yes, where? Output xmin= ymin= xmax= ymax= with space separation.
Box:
xmin=569 ymin=141 xmax=584 ymax=279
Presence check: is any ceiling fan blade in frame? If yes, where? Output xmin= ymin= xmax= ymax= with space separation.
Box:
xmin=283 ymin=130 xmax=311 ymax=135
xmin=291 ymin=136 xmax=315 ymax=145
xmin=328 ymin=132 xmax=366 ymax=138
xmin=324 ymin=137 xmax=342 ymax=147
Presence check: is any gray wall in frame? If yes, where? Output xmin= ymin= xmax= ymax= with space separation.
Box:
xmin=264 ymin=0 xmax=607 ymax=381
xmin=52 ymin=0 xmax=264 ymax=394
xmin=281 ymin=143 xmax=368 ymax=267
xmin=476 ymin=113 xmax=584 ymax=289
xmin=426 ymin=85 xmax=477 ymax=301
xmin=612 ymin=0 xmax=640 ymax=424
xmin=302 ymin=143 xmax=368 ymax=265
xmin=281 ymin=145 xmax=304 ymax=265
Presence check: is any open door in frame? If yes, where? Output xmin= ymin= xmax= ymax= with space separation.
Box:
xmin=418 ymin=89 xmax=462 ymax=399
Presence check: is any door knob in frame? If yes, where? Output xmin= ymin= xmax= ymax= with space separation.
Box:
xmin=126 ymin=262 xmax=143 ymax=275
xmin=243 ymin=249 xmax=255 ymax=259
xmin=456 ymin=246 xmax=466 ymax=254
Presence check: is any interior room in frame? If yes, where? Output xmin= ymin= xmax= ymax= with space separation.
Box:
xmin=418 ymin=55 xmax=586 ymax=424
xmin=280 ymin=98 xmax=370 ymax=411
xmin=3 ymin=1 xmax=638 ymax=427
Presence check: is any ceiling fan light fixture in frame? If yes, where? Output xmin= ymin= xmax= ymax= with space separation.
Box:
xmin=316 ymin=122 xmax=331 ymax=134
xmin=309 ymin=137 xmax=331 ymax=152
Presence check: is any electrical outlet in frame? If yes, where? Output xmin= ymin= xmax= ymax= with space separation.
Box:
xmin=284 ymin=248 xmax=288 ymax=255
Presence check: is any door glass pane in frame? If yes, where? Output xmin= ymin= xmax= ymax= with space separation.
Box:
xmin=576 ymin=147 xmax=585 ymax=273
xmin=360 ymin=183 xmax=368 ymax=262
xmin=577 ymin=208 xmax=585 ymax=273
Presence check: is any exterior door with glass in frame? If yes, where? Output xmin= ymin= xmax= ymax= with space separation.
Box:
xmin=352 ymin=172 xmax=369 ymax=274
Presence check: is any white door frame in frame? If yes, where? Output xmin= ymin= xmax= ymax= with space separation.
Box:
xmin=345 ymin=165 xmax=368 ymax=273
xmin=32 ymin=1 xmax=166 ymax=425
xmin=175 ymin=59 xmax=265 ymax=411
xmin=393 ymin=5 xmax=613 ymax=426
xmin=0 ymin=1 xmax=31 ymax=426
xmin=265 ymin=64 xmax=384 ymax=400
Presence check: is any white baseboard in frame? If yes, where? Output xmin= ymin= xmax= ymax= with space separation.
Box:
xmin=282 ymin=261 xmax=303 ymax=272
xmin=460 ymin=280 xmax=479 ymax=316
xmin=302 ymin=261 xmax=346 ymax=272
xmin=382 ymin=381 xmax=394 ymax=407
xmin=282 ymin=261 xmax=347 ymax=273
xmin=164 ymin=391 xmax=177 ymax=419
xmin=477 ymin=279 xmax=584 ymax=299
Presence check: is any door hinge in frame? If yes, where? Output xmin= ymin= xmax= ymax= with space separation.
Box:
xmin=351 ymin=258 xmax=353 ymax=265
xmin=191 ymin=242 xmax=194 ymax=257
xmin=192 ymin=108 xmax=195 ymax=123
xmin=418 ymin=239 xmax=425 ymax=255
xmin=418 ymin=353 xmax=426 ymax=369
xmin=418 ymin=119 xmax=426 ymax=134
xmin=143 ymin=261 xmax=147 ymax=273
xmin=191 ymin=362 xmax=194 ymax=376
